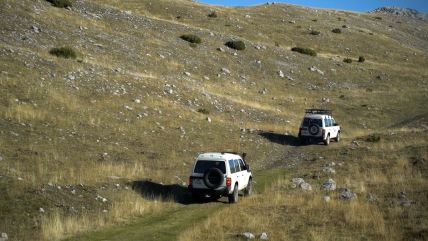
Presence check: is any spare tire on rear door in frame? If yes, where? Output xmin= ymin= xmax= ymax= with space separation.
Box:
xmin=309 ymin=124 xmax=320 ymax=135
xmin=203 ymin=168 xmax=224 ymax=189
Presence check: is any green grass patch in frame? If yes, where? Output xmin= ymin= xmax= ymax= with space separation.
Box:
xmin=225 ymin=40 xmax=246 ymax=50
xmin=49 ymin=47 xmax=77 ymax=59
xmin=332 ymin=28 xmax=342 ymax=34
xmin=197 ymin=108 xmax=210 ymax=114
xmin=343 ymin=58 xmax=353 ymax=63
xmin=291 ymin=47 xmax=317 ymax=56
xmin=180 ymin=34 xmax=202 ymax=44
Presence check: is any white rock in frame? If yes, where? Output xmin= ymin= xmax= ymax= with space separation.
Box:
xmin=71 ymin=189 xmax=76 ymax=195
xmin=324 ymin=196 xmax=331 ymax=202
xmin=221 ymin=68 xmax=231 ymax=74
xmin=1 ymin=232 xmax=8 ymax=241
xmin=39 ymin=207 xmax=45 ymax=213
xmin=321 ymin=179 xmax=336 ymax=191
xmin=206 ymin=117 xmax=212 ymax=123
xmin=241 ymin=232 xmax=255 ymax=239
xmin=259 ymin=232 xmax=268 ymax=240
xmin=184 ymin=71 xmax=191 ymax=76
xmin=134 ymin=99 xmax=141 ymax=104
xmin=278 ymin=70 xmax=285 ymax=78
xmin=300 ymin=182 xmax=312 ymax=191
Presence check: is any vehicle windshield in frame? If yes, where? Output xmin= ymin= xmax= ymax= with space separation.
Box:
xmin=194 ymin=160 xmax=226 ymax=174
xmin=302 ymin=118 xmax=322 ymax=127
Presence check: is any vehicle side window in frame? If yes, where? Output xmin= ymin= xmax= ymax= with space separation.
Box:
xmin=327 ymin=119 xmax=331 ymax=127
xmin=234 ymin=159 xmax=241 ymax=172
xmin=332 ymin=119 xmax=336 ymax=126
xmin=228 ymin=159 xmax=236 ymax=173
xmin=238 ymin=159 xmax=246 ymax=171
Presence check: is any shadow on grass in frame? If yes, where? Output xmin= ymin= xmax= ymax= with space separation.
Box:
xmin=131 ymin=180 xmax=227 ymax=205
xmin=258 ymin=131 xmax=302 ymax=146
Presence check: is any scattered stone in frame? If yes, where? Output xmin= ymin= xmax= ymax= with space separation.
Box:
xmin=0 ymin=233 xmax=8 ymax=241
xmin=321 ymin=178 xmax=336 ymax=191
xmin=259 ymin=88 xmax=268 ymax=95
xmin=322 ymin=166 xmax=336 ymax=174
xmin=339 ymin=188 xmax=357 ymax=200
xmin=71 ymin=189 xmax=76 ymax=195
xmin=278 ymin=70 xmax=285 ymax=78
xmin=221 ymin=68 xmax=231 ymax=74
xmin=31 ymin=25 xmax=40 ymax=33
xmin=259 ymin=232 xmax=268 ymax=240
xmin=124 ymin=105 xmax=133 ymax=111
xmin=324 ymin=196 xmax=331 ymax=202
xmin=292 ymin=177 xmax=305 ymax=186
xmin=206 ymin=117 xmax=212 ymax=123
xmin=309 ymin=66 xmax=324 ymax=75
xmin=398 ymin=191 xmax=414 ymax=206
xmin=184 ymin=71 xmax=191 ymax=76
xmin=134 ymin=99 xmax=141 ymax=104
xmin=241 ymin=232 xmax=255 ymax=239
xmin=217 ymin=47 xmax=225 ymax=52
xmin=300 ymin=182 xmax=312 ymax=191
xmin=39 ymin=207 xmax=45 ymax=213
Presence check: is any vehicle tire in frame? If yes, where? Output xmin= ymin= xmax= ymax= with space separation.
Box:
xmin=203 ymin=168 xmax=224 ymax=189
xmin=336 ymin=132 xmax=340 ymax=142
xmin=228 ymin=183 xmax=239 ymax=203
xmin=309 ymin=124 xmax=320 ymax=135
xmin=244 ymin=178 xmax=252 ymax=196
xmin=324 ymin=134 xmax=330 ymax=145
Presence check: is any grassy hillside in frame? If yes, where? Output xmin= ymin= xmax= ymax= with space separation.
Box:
xmin=0 ymin=0 xmax=427 ymax=240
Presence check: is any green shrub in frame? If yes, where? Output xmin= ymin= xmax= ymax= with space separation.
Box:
xmin=180 ymin=34 xmax=202 ymax=44
xmin=225 ymin=40 xmax=246 ymax=50
xmin=310 ymin=30 xmax=320 ymax=35
xmin=197 ymin=108 xmax=210 ymax=114
xmin=291 ymin=47 xmax=317 ymax=56
xmin=46 ymin=0 xmax=72 ymax=8
xmin=49 ymin=47 xmax=77 ymax=59
xmin=358 ymin=56 xmax=365 ymax=63
xmin=366 ymin=134 xmax=381 ymax=142
xmin=343 ymin=58 xmax=352 ymax=63
xmin=332 ymin=28 xmax=342 ymax=34
xmin=208 ymin=11 xmax=218 ymax=18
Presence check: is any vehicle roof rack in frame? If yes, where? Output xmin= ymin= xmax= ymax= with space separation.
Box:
xmin=305 ymin=109 xmax=332 ymax=115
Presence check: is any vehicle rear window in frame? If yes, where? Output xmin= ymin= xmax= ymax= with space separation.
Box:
xmin=194 ymin=160 xmax=226 ymax=174
xmin=302 ymin=118 xmax=322 ymax=127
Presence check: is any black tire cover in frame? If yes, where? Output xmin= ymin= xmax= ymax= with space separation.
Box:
xmin=203 ymin=168 xmax=224 ymax=189
xmin=309 ymin=124 xmax=320 ymax=135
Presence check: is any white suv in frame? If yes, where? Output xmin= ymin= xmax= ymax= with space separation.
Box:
xmin=298 ymin=109 xmax=341 ymax=145
xmin=188 ymin=152 xmax=252 ymax=203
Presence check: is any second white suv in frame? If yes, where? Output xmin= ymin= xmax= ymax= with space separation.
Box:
xmin=298 ymin=109 xmax=341 ymax=145
xmin=188 ymin=152 xmax=252 ymax=203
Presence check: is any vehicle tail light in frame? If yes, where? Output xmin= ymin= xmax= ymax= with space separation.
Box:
xmin=189 ymin=176 xmax=193 ymax=186
xmin=226 ymin=177 xmax=231 ymax=187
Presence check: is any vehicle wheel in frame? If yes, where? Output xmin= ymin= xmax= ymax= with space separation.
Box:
xmin=324 ymin=134 xmax=330 ymax=145
xmin=336 ymin=132 xmax=340 ymax=142
xmin=244 ymin=178 xmax=252 ymax=196
xmin=228 ymin=183 xmax=239 ymax=203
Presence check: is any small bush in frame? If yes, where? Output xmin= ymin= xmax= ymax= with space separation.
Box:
xmin=180 ymin=34 xmax=202 ymax=44
xmin=374 ymin=16 xmax=382 ymax=20
xmin=197 ymin=108 xmax=210 ymax=114
xmin=46 ymin=0 xmax=72 ymax=8
xmin=208 ymin=11 xmax=218 ymax=18
xmin=291 ymin=47 xmax=317 ymax=56
xmin=343 ymin=58 xmax=352 ymax=63
xmin=225 ymin=40 xmax=246 ymax=50
xmin=358 ymin=56 xmax=365 ymax=63
xmin=366 ymin=134 xmax=381 ymax=142
xmin=49 ymin=47 xmax=77 ymax=59
xmin=332 ymin=28 xmax=342 ymax=34
xmin=310 ymin=30 xmax=320 ymax=35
